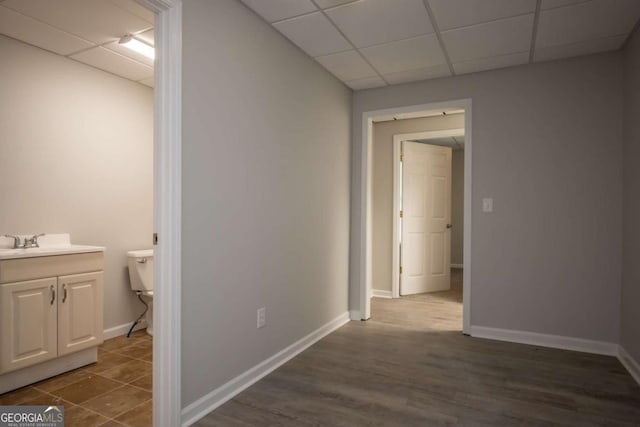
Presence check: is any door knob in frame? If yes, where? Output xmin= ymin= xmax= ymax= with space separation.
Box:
xmin=446 ymin=224 xmax=452 ymax=229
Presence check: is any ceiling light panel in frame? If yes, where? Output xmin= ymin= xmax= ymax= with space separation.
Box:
xmin=536 ymin=0 xmax=640 ymax=49
xmin=135 ymin=29 xmax=154 ymax=46
xmin=241 ymin=0 xmax=316 ymax=23
xmin=273 ymin=12 xmax=352 ymax=57
xmin=1 ymin=0 xmax=152 ymax=45
xmin=106 ymin=38 xmax=153 ymax=66
xmin=325 ymin=0 xmax=434 ymax=48
xmin=453 ymin=51 xmax=529 ymax=75
xmin=0 ymin=5 xmax=94 ymax=55
xmin=315 ymin=50 xmax=378 ymax=81
xmin=441 ymin=14 xmax=534 ymax=62
xmin=427 ymin=0 xmax=536 ymax=31
xmin=360 ymin=34 xmax=446 ymax=74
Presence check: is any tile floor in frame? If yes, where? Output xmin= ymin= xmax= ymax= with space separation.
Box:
xmin=0 ymin=330 xmax=152 ymax=427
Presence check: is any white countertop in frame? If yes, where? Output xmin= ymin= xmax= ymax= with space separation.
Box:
xmin=0 ymin=234 xmax=105 ymax=260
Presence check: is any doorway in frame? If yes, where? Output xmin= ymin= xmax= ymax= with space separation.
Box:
xmin=357 ymin=99 xmax=472 ymax=334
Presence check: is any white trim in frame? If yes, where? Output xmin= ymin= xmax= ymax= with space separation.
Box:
xmin=360 ymin=99 xmax=472 ymax=333
xmin=372 ymin=289 xmax=392 ymax=299
xmin=181 ymin=312 xmax=351 ymax=426
xmin=618 ymin=346 xmax=640 ymax=385
xmin=103 ymin=320 xmax=148 ymax=340
xmin=349 ymin=310 xmax=361 ymax=321
xmin=470 ymin=325 xmax=618 ymax=356
xmin=451 ymin=263 xmax=463 ymax=269
xmin=138 ymin=0 xmax=183 ymax=426
xmin=391 ymin=129 xmax=464 ymax=299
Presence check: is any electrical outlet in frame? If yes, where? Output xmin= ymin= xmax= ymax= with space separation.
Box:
xmin=482 ymin=198 xmax=493 ymax=213
xmin=257 ymin=307 xmax=266 ymax=329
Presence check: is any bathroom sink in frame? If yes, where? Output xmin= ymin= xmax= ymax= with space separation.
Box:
xmin=0 ymin=234 xmax=104 ymax=260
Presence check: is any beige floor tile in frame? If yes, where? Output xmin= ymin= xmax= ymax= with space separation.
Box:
xmin=85 ymin=352 xmax=136 ymax=374
xmin=64 ymin=406 xmax=109 ymax=427
xmin=83 ymin=385 xmax=151 ymax=419
xmin=114 ymin=399 xmax=152 ymax=427
xmin=50 ymin=375 xmax=121 ymax=404
xmin=32 ymin=368 xmax=94 ymax=392
xmin=129 ymin=374 xmax=152 ymax=391
xmin=100 ymin=359 xmax=152 ymax=384
xmin=0 ymin=386 xmax=45 ymax=405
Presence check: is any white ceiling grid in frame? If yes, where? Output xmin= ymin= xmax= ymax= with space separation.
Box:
xmin=0 ymin=0 xmax=154 ymax=87
xmin=242 ymin=0 xmax=640 ymax=90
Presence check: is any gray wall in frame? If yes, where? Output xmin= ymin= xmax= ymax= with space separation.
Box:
xmin=372 ymin=115 xmax=464 ymax=292
xmin=622 ymin=28 xmax=640 ymax=362
xmin=0 ymin=35 xmax=154 ymax=331
xmin=451 ymin=149 xmax=464 ymax=266
xmin=181 ymin=0 xmax=351 ymax=408
xmin=352 ymin=53 xmax=623 ymax=342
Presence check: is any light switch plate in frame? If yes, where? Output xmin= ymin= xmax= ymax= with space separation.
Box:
xmin=482 ymin=198 xmax=493 ymax=213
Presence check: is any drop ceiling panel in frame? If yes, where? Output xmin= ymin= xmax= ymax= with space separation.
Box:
xmin=427 ymin=0 xmax=536 ymax=31
xmin=383 ymin=64 xmax=450 ymax=85
xmin=325 ymin=0 xmax=433 ymax=48
xmin=273 ymin=12 xmax=352 ymax=57
xmin=70 ymin=46 xmax=153 ymax=81
xmin=442 ymin=14 xmax=534 ymax=62
xmin=315 ymin=0 xmax=357 ymax=9
xmin=108 ymin=0 xmax=154 ymax=23
xmin=0 ymin=5 xmax=95 ymax=55
xmin=345 ymin=75 xmax=387 ymax=90
xmin=315 ymin=50 xmax=378 ymax=81
xmin=453 ymin=51 xmax=529 ymax=75
xmin=536 ymin=0 xmax=640 ymax=49
xmin=241 ymin=0 xmax=316 ymax=23
xmin=534 ymin=35 xmax=626 ymax=62
xmin=361 ymin=34 xmax=446 ymax=74
xmin=139 ymin=77 xmax=154 ymax=88
xmin=2 ymin=0 xmax=152 ymax=45
xmin=540 ymin=0 xmax=590 ymax=10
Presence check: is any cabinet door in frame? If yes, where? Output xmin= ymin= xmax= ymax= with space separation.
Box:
xmin=57 ymin=272 xmax=103 ymax=356
xmin=0 ymin=277 xmax=58 ymax=374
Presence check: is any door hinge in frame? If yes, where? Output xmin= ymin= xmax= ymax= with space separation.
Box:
xmin=399 ymin=210 xmax=403 ymax=218
xmin=153 ymin=233 xmax=158 ymax=245
xmin=400 ymin=154 xmax=404 ymax=162
xmin=400 ymin=266 xmax=403 ymax=274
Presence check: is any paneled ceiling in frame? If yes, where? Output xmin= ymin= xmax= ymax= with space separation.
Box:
xmin=0 ymin=0 xmax=154 ymax=87
xmin=241 ymin=0 xmax=640 ymax=90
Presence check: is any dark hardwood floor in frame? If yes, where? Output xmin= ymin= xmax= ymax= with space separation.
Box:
xmin=197 ymin=270 xmax=640 ymax=426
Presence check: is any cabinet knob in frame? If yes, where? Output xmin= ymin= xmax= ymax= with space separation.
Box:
xmin=50 ymin=285 xmax=55 ymax=305
xmin=62 ymin=284 xmax=67 ymax=303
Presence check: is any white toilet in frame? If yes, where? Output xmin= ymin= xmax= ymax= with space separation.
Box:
xmin=127 ymin=249 xmax=154 ymax=336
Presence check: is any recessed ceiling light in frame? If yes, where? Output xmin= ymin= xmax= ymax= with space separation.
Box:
xmin=119 ymin=35 xmax=154 ymax=60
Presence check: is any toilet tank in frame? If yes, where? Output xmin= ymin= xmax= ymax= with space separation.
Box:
xmin=127 ymin=249 xmax=154 ymax=292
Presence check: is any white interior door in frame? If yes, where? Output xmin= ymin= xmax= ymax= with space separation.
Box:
xmin=401 ymin=141 xmax=452 ymax=295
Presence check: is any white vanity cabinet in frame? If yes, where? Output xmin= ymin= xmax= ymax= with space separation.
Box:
xmin=0 ymin=250 xmax=104 ymax=391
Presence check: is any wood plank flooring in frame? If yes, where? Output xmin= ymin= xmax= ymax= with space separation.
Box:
xmin=198 ymin=271 xmax=640 ymax=426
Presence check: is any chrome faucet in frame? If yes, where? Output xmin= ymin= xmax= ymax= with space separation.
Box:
xmin=4 ymin=233 xmax=45 ymax=249
xmin=4 ymin=234 xmax=23 ymax=249
xmin=23 ymin=234 xmax=45 ymax=249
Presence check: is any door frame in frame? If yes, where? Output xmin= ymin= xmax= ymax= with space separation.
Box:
xmin=392 ymin=129 xmax=464 ymax=299
xmin=139 ymin=0 xmax=182 ymax=426
xmin=359 ymin=99 xmax=472 ymax=335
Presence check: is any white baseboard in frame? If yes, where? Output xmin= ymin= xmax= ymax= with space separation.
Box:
xmin=618 ymin=346 xmax=640 ymax=385
xmin=451 ymin=263 xmax=463 ymax=269
xmin=372 ymin=289 xmax=392 ymax=299
xmin=349 ymin=310 xmax=361 ymax=320
xmin=470 ymin=326 xmax=618 ymax=356
xmin=181 ymin=312 xmax=351 ymax=427
xmin=103 ymin=320 xmax=147 ymax=340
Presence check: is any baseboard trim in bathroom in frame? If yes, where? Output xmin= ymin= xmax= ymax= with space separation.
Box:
xmin=180 ymin=311 xmax=351 ymax=427
xmin=372 ymin=289 xmax=392 ymax=299
xmin=103 ymin=320 xmax=148 ymax=340
xmin=618 ymin=346 xmax=640 ymax=386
